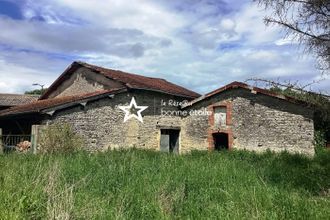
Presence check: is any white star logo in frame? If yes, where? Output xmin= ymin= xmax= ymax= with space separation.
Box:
xmin=118 ymin=97 xmax=148 ymax=123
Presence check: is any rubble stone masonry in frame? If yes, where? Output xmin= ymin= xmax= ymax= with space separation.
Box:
xmin=182 ymin=88 xmax=315 ymax=155
xmin=42 ymin=88 xmax=314 ymax=155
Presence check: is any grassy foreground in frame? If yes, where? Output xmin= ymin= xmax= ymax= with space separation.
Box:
xmin=0 ymin=149 xmax=329 ymax=219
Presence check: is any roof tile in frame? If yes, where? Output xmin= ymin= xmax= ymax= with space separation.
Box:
xmin=40 ymin=61 xmax=200 ymax=99
xmin=0 ymin=94 xmax=39 ymax=106
xmin=0 ymin=89 xmax=123 ymax=117
xmin=182 ymin=81 xmax=311 ymax=108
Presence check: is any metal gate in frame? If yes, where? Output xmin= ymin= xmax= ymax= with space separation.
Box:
xmin=0 ymin=135 xmax=34 ymax=152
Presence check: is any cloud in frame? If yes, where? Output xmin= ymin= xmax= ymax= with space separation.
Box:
xmin=0 ymin=50 xmax=68 ymax=93
xmin=26 ymin=0 xmax=186 ymax=36
xmin=0 ymin=17 xmax=172 ymax=58
xmin=0 ymin=0 xmax=328 ymax=95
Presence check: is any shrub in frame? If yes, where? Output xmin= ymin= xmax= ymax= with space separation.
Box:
xmin=314 ymin=130 xmax=327 ymax=155
xmin=38 ymin=123 xmax=83 ymax=153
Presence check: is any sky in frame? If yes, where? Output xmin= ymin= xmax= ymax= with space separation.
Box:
xmin=0 ymin=0 xmax=328 ymax=95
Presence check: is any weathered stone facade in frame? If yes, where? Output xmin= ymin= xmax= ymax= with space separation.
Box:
xmin=182 ymin=88 xmax=315 ymax=155
xmin=43 ymin=90 xmax=186 ymax=152
xmin=48 ymin=67 xmax=123 ymax=98
xmin=42 ymin=87 xmax=314 ymax=155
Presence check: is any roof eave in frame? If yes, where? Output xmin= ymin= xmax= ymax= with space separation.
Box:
xmin=0 ymin=88 xmax=127 ymax=118
xmin=41 ymin=89 xmax=126 ymax=114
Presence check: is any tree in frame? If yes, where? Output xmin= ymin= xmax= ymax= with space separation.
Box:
xmin=255 ymin=0 xmax=330 ymax=71
xmin=24 ymin=88 xmax=45 ymax=95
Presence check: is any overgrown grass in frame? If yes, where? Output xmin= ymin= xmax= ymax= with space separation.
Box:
xmin=0 ymin=149 xmax=329 ymax=219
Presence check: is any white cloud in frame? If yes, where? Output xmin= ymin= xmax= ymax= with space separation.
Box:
xmin=220 ymin=18 xmax=236 ymax=30
xmin=0 ymin=0 xmax=328 ymax=95
xmin=233 ymin=4 xmax=282 ymax=45
xmin=0 ymin=56 xmax=64 ymax=93
xmin=26 ymin=0 xmax=186 ymax=37
xmin=0 ymin=17 xmax=172 ymax=58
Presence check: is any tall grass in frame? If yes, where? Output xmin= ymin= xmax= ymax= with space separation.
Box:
xmin=0 ymin=149 xmax=329 ymax=219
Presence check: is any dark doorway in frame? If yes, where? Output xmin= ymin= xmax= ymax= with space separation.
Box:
xmin=160 ymin=129 xmax=180 ymax=153
xmin=213 ymin=133 xmax=229 ymax=150
xmin=0 ymin=114 xmax=42 ymax=135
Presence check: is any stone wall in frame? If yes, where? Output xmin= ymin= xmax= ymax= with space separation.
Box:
xmin=180 ymin=111 xmax=209 ymax=153
xmin=232 ymin=93 xmax=314 ymax=155
xmin=48 ymin=67 xmax=124 ymax=98
xmin=42 ymin=88 xmax=315 ymax=155
xmin=182 ymin=88 xmax=315 ymax=155
xmin=43 ymin=90 xmax=187 ymax=152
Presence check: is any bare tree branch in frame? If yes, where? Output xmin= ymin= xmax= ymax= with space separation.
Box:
xmin=265 ymin=18 xmax=330 ymax=41
xmin=255 ymin=0 xmax=330 ymax=71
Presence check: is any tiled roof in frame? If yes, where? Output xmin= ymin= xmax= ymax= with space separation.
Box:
xmin=182 ymin=81 xmax=311 ymax=108
xmin=0 ymin=94 xmax=39 ymax=106
xmin=40 ymin=61 xmax=200 ymax=99
xmin=0 ymin=89 xmax=125 ymax=117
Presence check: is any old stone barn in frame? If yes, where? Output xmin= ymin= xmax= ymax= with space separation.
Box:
xmin=0 ymin=61 xmax=315 ymax=155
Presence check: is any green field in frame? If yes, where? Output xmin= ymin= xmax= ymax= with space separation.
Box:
xmin=0 ymin=149 xmax=329 ymax=219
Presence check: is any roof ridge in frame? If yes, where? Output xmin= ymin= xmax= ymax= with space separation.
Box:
xmin=79 ymin=61 xmax=165 ymax=80
xmin=76 ymin=61 xmax=200 ymax=98
xmin=40 ymin=61 xmax=200 ymax=99
xmin=182 ymin=81 xmax=311 ymax=108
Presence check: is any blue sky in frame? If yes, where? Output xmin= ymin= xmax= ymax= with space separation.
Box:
xmin=0 ymin=0 xmax=328 ymax=94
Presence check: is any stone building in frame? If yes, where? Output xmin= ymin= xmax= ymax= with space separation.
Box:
xmin=181 ymin=82 xmax=314 ymax=155
xmin=0 ymin=61 xmax=315 ymax=155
